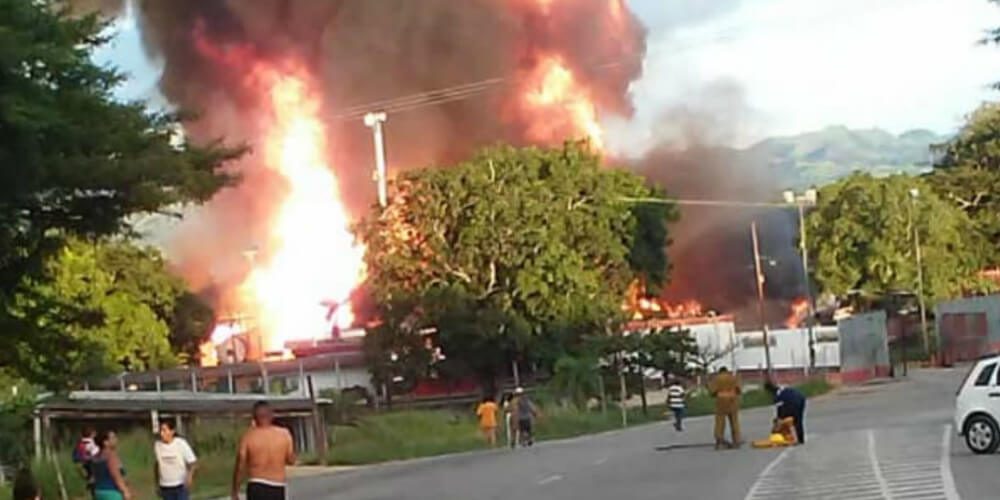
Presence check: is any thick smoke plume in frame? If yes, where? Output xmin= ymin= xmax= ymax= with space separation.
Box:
xmin=627 ymin=82 xmax=805 ymax=329
xmin=73 ymin=0 xmax=645 ymax=303
xmin=74 ymin=0 xmax=800 ymax=329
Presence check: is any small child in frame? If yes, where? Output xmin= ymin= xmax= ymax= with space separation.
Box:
xmin=666 ymin=377 xmax=686 ymax=431
xmin=476 ymin=396 xmax=499 ymax=447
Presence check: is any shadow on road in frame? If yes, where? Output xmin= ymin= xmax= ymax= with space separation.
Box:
xmin=654 ymin=442 xmax=718 ymax=451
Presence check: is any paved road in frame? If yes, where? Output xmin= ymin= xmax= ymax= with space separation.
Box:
xmin=284 ymin=369 xmax=998 ymax=499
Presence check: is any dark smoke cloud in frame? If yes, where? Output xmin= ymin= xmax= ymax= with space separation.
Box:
xmin=625 ymin=81 xmax=806 ymax=329
xmin=73 ymin=0 xmax=645 ymax=300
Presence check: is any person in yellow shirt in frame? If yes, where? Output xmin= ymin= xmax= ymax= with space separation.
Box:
xmin=476 ymin=396 xmax=499 ymax=447
xmin=709 ymin=367 xmax=743 ymax=450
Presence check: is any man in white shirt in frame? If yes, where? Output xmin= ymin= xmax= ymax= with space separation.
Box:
xmin=154 ymin=420 xmax=198 ymax=500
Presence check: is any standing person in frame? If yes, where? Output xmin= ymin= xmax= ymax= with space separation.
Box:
xmin=765 ymin=381 xmax=807 ymax=444
xmin=154 ymin=420 xmax=198 ymax=499
xmin=511 ymin=387 xmax=539 ymax=447
xmin=666 ymin=377 xmax=687 ymax=431
xmin=475 ymin=396 xmax=499 ymax=447
xmin=73 ymin=426 xmax=100 ymax=498
xmin=91 ymin=430 xmax=133 ymax=500
xmin=231 ymin=401 xmax=296 ymax=500
xmin=708 ymin=367 xmax=742 ymax=449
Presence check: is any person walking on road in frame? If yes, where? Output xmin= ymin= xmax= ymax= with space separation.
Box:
xmin=154 ymin=420 xmax=198 ymax=499
xmin=476 ymin=396 xmax=500 ymax=447
xmin=511 ymin=387 xmax=540 ymax=447
xmin=92 ymin=430 xmax=133 ymax=500
xmin=231 ymin=401 xmax=296 ymax=500
xmin=765 ymin=381 xmax=807 ymax=445
xmin=666 ymin=377 xmax=687 ymax=431
xmin=709 ymin=367 xmax=742 ymax=449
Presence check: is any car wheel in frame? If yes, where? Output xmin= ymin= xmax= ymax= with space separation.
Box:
xmin=965 ymin=415 xmax=1000 ymax=454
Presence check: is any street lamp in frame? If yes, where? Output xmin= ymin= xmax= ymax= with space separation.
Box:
xmin=363 ymin=112 xmax=389 ymax=208
xmin=908 ymin=188 xmax=931 ymax=359
xmin=783 ymin=189 xmax=818 ymax=372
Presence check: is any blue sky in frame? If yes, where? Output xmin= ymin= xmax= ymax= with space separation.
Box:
xmin=97 ymin=0 xmax=1000 ymax=152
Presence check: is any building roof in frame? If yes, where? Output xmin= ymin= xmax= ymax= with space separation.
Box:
xmin=37 ymin=390 xmax=326 ymax=416
xmin=89 ymin=349 xmax=365 ymax=391
xmin=625 ymin=315 xmax=735 ymax=331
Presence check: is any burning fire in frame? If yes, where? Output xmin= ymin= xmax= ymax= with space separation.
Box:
xmin=193 ymin=30 xmax=364 ymax=355
xmin=241 ymin=67 xmax=365 ymax=352
xmin=785 ymin=297 xmax=810 ymax=329
xmin=624 ymin=280 xmax=708 ymax=321
xmin=520 ymin=55 xmax=604 ymax=150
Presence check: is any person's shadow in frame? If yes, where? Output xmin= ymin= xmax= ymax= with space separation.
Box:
xmin=654 ymin=443 xmax=718 ymax=451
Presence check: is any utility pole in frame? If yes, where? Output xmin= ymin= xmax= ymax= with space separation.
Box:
xmin=363 ymin=112 xmax=389 ymax=208
xmin=751 ymin=221 xmax=773 ymax=374
xmin=784 ymin=190 xmax=818 ymax=372
xmin=910 ymin=189 xmax=931 ymax=359
xmin=618 ymin=353 xmax=628 ymax=428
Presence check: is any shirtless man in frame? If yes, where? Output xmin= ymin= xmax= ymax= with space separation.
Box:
xmin=231 ymin=401 xmax=296 ymax=500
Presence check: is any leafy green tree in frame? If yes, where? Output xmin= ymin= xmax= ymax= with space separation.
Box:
xmin=361 ymin=296 xmax=432 ymax=398
xmin=548 ymin=354 xmax=601 ymax=410
xmin=930 ymin=102 xmax=1000 ymax=264
xmin=168 ymin=292 xmax=215 ymax=363
xmin=0 ymin=0 xmax=240 ymax=386
xmin=354 ymin=142 xmax=675 ymax=382
xmin=0 ymin=370 xmax=37 ymax=466
xmin=7 ymin=239 xmax=197 ymax=387
xmin=806 ymin=173 xmax=991 ymax=307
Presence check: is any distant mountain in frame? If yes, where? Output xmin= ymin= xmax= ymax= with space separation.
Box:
xmin=747 ymin=126 xmax=946 ymax=188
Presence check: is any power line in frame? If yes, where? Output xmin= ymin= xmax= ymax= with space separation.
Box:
xmin=620 ymin=197 xmax=791 ymax=209
xmin=325 ymin=1 xmax=867 ymax=122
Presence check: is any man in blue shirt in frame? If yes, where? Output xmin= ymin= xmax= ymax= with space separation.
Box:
xmin=764 ymin=382 xmax=807 ymax=444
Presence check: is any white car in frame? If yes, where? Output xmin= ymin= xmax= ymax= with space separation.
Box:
xmin=955 ymin=354 xmax=1000 ymax=454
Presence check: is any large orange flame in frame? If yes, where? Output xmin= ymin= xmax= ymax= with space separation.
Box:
xmin=241 ymin=67 xmax=365 ymax=352
xmin=521 ymin=55 xmax=604 ymax=150
xmin=511 ymin=0 xmax=606 ymax=150
xmin=785 ymin=297 xmax=810 ymax=329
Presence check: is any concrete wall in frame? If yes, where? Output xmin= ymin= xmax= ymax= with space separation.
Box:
xmin=935 ymin=295 xmax=1000 ymax=365
xmin=838 ymin=311 xmax=890 ymax=384
xmin=731 ymin=327 xmax=840 ymax=373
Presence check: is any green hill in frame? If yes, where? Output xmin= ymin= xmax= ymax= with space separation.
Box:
xmin=748 ymin=125 xmax=944 ymax=188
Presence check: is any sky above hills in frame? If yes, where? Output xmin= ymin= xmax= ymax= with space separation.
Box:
xmin=97 ymin=0 xmax=1000 ymax=153
xmin=616 ymin=0 xmax=1000 ymax=152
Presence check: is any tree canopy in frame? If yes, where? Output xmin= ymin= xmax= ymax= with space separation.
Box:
xmin=0 ymin=0 xmax=238 ymax=387
xmin=354 ymin=142 xmax=676 ymax=382
xmin=930 ymin=102 xmax=1000 ymax=265
xmin=6 ymin=239 xmax=203 ymax=388
xmin=805 ymin=173 xmax=992 ymax=306
xmin=0 ymin=0 xmax=240 ymax=293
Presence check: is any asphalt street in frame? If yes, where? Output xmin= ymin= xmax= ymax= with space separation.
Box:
xmin=284 ymin=368 xmax=998 ymax=499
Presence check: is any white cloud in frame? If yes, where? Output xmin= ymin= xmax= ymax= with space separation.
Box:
xmin=614 ymin=0 xmax=1000 ymax=154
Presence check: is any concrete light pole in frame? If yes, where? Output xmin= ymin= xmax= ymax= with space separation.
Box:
xmin=783 ymin=189 xmax=819 ymax=372
xmin=909 ymin=188 xmax=931 ymax=359
xmin=751 ymin=221 xmax=773 ymax=374
xmin=363 ymin=112 xmax=389 ymax=208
